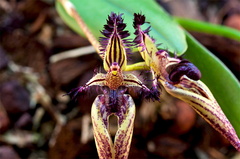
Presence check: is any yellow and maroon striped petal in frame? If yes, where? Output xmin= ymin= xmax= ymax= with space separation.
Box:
xmin=91 ymin=95 xmax=115 ymax=159
xmin=91 ymin=94 xmax=136 ymax=159
xmin=114 ymin=94 xmax=135 ymax=159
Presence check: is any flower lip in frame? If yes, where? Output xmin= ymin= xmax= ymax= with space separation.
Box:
xmin=168 ymin=60 xmax=202 ymax=83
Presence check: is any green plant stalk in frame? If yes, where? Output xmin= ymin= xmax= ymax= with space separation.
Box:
xmin=175 ymin=17 xmax=240 ymax=42
xmin=184 ymin=32 xmax=240 ymax=137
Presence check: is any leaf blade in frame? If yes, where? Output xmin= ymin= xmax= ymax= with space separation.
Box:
xmin=56 ymin=0 xmax=187 ymax=55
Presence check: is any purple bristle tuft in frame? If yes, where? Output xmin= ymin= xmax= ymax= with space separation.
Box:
xmin=139 ymin=86 xmax=160 ymax=102
xmin=133 ymin=13 xmax=157 ymax=48
xmin=100 ymin=12 xmax=133 ymax=56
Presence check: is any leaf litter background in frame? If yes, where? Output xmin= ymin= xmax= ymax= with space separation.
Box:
xmin=0 ymin=0 xmax=240 ymax=159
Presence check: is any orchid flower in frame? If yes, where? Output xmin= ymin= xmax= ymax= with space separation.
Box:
xmin=132 ymin=13 xmax=240 ymax=151
xmin=60 ymin=0 xmax=240 ymax=156
xmin=67 ymin=13 xmax=159 ymax=158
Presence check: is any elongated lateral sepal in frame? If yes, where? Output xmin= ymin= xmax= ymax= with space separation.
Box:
xmin=91 ymin=95 xmax=114 ymax=159
xmin=91 ymin=93 xmax=136 ymax=159
xmin=162 ymin=76 xmax=240 ymax=151
xmin=114 ymin=94 xmax=135 ymax=158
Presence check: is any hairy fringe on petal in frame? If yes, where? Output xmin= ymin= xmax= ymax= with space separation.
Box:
xmin=100 ymin=12 xmax=133 ymax=56
xmin=133 ymin=13 xmax=159 ymax=49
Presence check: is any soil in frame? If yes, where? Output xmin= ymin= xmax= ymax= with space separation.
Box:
xmin=0 ymin=0 xmax=239 ymax=158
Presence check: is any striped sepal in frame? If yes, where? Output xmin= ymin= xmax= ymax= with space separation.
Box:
xmin=100 ymin=12 xmax=132 ymax=71
xmin=162 ymin=76 xmax=240 ymax=151
xmin=91 ymin=93 xmax=135 ymax=159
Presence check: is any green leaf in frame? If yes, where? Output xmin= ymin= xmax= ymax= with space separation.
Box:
xmin=184 ymin=32 xmax=240 ymax=137
xmin=56 ymin=0 xmax=187 ymax=55
xmin=175 ymin=17 xmax=240 ymax=42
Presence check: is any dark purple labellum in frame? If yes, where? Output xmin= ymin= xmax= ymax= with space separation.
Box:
xmin=168 ymin=60 xmax=201 ymax=82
